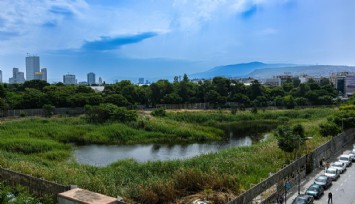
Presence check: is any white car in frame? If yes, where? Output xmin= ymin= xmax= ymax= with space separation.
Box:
xmin=325 ymin=167 xmax=340 ymax=180
xmin=350 ymin=150 xmax=355 ymax=162
xmin=339 ymin=154 xmax=352 ymax=167
xmin=331 ymin=161 xmax=346 ymax=173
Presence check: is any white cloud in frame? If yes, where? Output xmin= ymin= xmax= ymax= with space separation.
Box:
xmin=170 ymin=0 xmax=291 ymax=30
xmin=259 ymin=27 xmax=278 ymax=35
xmin=0 ymin=0 xmax=87 ymax=34
xmin=0 ymin=0 xmax=89 ymax=54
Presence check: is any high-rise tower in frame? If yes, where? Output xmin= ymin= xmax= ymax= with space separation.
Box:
xmin=26 ymin=55 xmax=40 ymax=81
xmin=41 ymin=68 xmax=47 ymax=82
xmin=87 ymin=72 xmax=96 ymax=85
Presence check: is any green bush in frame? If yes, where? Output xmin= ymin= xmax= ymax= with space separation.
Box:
xmin=151 ymin=108 xmax=166 ymax=117
xmin=19 ymin=111 xmax=27 ymax=117
xmin=42 ymin=104 xmax=55 ymax=117
xmin=319 ymin=122 xmax=341 ymax=137
xmin=85 ymin=103 xmax=137 ymax=123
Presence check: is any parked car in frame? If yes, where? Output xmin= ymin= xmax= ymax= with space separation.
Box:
xmin=331 ymin=161 xmax=346 ymax=173
xmin=314 ymin=175 xmax=332 ymax=189
xmin=292 ymin=194 xmax=314 ymax=204
xmin=339 ymin=154 xmax=352 ymax=167
xmin=305 ymin=183 xmax=324 ymax=199
xmin=324 ymin=167 xmax=340 ymax=180
xmin=349 ymin=150 xmax=355 ymax=162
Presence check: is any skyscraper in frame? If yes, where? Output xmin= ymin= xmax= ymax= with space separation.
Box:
xmin=87 ymin=72 xmax=96 ymax=85
xmin=26 ymin=55 xmax=40 ymax=81
xmin=63 ymin=74 xmax=76 ymax=85
xmin=138 ymin=78 xmax=144 ymax=84
xmin=9 ymin=68 xmax=25 ymax=84
xmin=0 ymin=70 xmax=2 ymax=83
xmin=41 ymin=68 xmax=47 ymax=82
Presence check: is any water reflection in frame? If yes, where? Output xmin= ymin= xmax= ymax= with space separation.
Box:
xmin=74 ymin=131 xmax=266 ymax=166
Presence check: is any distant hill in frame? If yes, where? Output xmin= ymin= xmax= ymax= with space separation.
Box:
xmin=247 ymin=65 xmax=355 ymax=79
xmin=189 ymin=62 xmax=296 ymax=79
xmin=189 ymin=62 xmax=355 ymax=80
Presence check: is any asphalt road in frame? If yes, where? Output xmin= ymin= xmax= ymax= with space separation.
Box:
xmin=287 ymin=144 xmax=355 ymax=204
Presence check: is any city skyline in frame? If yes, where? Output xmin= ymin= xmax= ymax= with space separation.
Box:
xmin=0 ymin=0 xmax=354 ymax=82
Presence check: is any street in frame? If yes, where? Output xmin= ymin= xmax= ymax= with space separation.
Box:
xmin=287 ymin=144 xmax=355 ymax=204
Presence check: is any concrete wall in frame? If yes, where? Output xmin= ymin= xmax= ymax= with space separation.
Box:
xmin=228 ymin=129 xmax=355 ymax=204
xmin=0 ymin=167 xmax=71 ymax=202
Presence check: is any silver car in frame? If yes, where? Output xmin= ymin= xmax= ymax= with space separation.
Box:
xmin=339 ymin=155 xmax=352 ymax=167
xmin=331 ymin=161 xmax=346 ymax=173
xmin=325 ymin=167 xmax=340 ymax=180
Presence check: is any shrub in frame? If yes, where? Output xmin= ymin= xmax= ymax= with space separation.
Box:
xmin=230 ymin=108 xmax=237 ymax=115
xmin=19 ymin=111 xmax=27 ymax=117
xmin=42 ymin=104 xmax=55 ymax=117
xmin=151 ymin=108 xmax=166 ymax=117
xmin=85 ymin=103 xmax=137 ymax=123
xmin=251 ymin=106 xmax=258 ymax=114
xmin=319 ymin=122 xmax=341 ymax=137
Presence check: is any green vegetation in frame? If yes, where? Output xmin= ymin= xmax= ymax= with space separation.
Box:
xmin=0 ymin=75 xmax=337 ymax=111
xmin=0 ymin=107 xmax=337 ymax=203
xmin=150 ymin=107 xmax=166 ymax=117
xmin=85 ymin=103 xmax=138 ymax=123
xmin=0 ymin=182 xmax=46 ymax=204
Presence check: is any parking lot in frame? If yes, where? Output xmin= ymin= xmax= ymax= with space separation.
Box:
xmin=287 ymin=143 xmax=355 ymax=204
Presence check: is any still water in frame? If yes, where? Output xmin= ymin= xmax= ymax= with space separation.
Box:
xmin=74 ymin=131 xmax=269 ymax=166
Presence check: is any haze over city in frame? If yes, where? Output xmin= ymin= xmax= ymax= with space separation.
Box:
xmin=0 ymin=0 xmax=354 ymax=83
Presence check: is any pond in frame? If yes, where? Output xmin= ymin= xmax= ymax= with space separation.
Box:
xmin=74 ymin=123 xmax=274 ymax=166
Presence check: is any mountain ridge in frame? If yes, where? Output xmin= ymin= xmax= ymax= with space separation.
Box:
xmin=190 ymin=62 xmax=355 ymax=79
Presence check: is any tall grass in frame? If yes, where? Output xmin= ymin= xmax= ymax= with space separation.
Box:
xmin=167 ymin=108 xmax=335 ymax=124
xmin=0 ymin=116 xmax=223 ymax=145
xmin=0 ymin=107 xmax=337 ymax=203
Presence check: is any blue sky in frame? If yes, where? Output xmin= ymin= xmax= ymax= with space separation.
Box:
xmin=0 ymin=0 xmax=354 ymax=83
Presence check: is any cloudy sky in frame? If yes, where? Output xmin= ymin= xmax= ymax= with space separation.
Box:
xmin=0 ymin=0 xmax=354 ymax=83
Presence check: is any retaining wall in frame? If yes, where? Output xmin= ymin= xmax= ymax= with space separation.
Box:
xmin=0 ymin=167 xmax=71 ymax=202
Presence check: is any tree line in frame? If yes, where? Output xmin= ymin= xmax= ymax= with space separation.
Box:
xmin=0 ymin=74 xmax=338 ymax=111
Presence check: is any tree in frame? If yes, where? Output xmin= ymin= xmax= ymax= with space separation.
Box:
xmin=85 ymin=103 xmax=137 ymax=123
xmin=249 ymin=80 xmax=264 ymax=100
xmin=274 ymin=96 xmax=284 ymax=107
xmin=276 ymin=124 xmax=306 ymax=155
xmin=295 ymin=97 xmax=308 ymax=106
xmin=212 ymin=77 xmax=230 ymax=97
xmin=319 ymin=122 xmax=341 ymax=137
xmin=151 ymin=108 xmax=166 ymax=117
xmin=177 ymin=74 xmax=196 ymax=103
xmin=163 ymin=93 xmax=182 ymax=104
xmin=0 ymin=97 xmax=9 ymax=111
xmin=42 ymin=104 xmax=55 ymax=117
xmin=22 ymin=80 xmax=50 ymax=91
xmin=283 ymin=95 xmax=295 ymax=109
xmin=204 ymin=90 xmax=226 ymax=107
xmin=0 ymin=84 xmax=6 ymax=98
xmin=21 ymin=88 xmax=47 ymax=108
xmin=282 ymin=82 xmax=294 ymax=93
xmin=150 ymin=80 xmax=173 ymax=105
xmin=269 ymin=86 xmax=285 ymax=98
xmin=104 ymin=94 xmax=130 ymax=107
